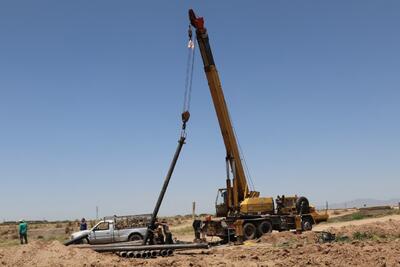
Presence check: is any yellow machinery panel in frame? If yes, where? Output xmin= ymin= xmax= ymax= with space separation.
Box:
xmin=240 ymin=197 xmax=274 ymax=214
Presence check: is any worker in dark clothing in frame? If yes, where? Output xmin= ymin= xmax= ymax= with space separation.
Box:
xmin=161 ymin=220 xmax=173 ymax=244
xmin=80 ymin=218 xmax=87 ymax=231
xmin=193 ymin=219 xmax=202 ymax=241
xmin=155 ymin=225 xmax=165 ymax=244
xmin=18 ymin=220 xmax=28 ymax=244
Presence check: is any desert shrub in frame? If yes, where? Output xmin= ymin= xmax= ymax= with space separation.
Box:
xmin=55 ymin=223 xmax=63 ymax=228
xmin=353 ymin=231 xmax=373 ymax=240
xmin=11 ymin=234 xmax=18 ymax=239
xmin=37 ymin=235 xmax=44 ymax=239
xmin=335 ymin=234 xmax=350 ymax=242
xmin=351 ymin=213 xmax=365 ymax=220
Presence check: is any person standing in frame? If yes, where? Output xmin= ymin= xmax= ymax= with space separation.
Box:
xmin=160 ymin=220 xmax=173 ymax=244
xmin=80 ymin=218 xmax=87 ymax=231
xmin=18 ymin=220 xmax=28 ymax=244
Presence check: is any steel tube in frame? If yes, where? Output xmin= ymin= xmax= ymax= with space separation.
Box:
xmin=160 ymin=249 xmax=167 ymax=257
xmin=143 ymin=136 xmax=186 ymax=245
xmin=134 ymin=252 xmax=142 ymax=258
xmin=91 ymin=243 xmax=209 ymax=253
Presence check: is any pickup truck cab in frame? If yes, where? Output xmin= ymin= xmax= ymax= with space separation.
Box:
xmin=70 ymin=215 xmax=150 ymax=245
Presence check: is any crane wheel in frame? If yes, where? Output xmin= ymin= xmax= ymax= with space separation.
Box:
xmin=301 ymin=217 xmax=313 ymax=231
xmin=258 ymin=221 xmax=273 ymax=236
xmin=243 ymin=223 xmax=257 ymax=240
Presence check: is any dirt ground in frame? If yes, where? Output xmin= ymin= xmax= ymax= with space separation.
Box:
xmin=1 ymin=214 xmax=400 ymax=266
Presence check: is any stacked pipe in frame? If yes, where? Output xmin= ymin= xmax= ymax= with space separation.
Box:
xmin=102 ymin=243 xmax=208 ymax=258
xmin=115 ymin=249 xmax=174 ymax=258
xmin=92 ymin=243 xmax=208 ymax=253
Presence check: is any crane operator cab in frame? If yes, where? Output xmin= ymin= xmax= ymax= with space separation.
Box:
xmin=215 ymin=188 xmax=228 ymax=217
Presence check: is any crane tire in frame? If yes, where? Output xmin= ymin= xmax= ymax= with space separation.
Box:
xmin=243 ymin=223 xmax=257 ymax=240
xmin=302 ymin=217 xmax=313 ymax=231
xmin=258 ymin=221 xmax=273 ymax=236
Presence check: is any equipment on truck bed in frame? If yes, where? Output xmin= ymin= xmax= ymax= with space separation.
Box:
xmin=189 ymin=9 xmax=328 ymax=242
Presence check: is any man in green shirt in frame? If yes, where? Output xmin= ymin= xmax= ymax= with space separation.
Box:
xmin=18 ymin=220 xmax=28 ymax=244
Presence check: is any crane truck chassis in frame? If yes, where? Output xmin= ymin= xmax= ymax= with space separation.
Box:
xmin=189 ymin=9 xmax=328 ymax=242
xmin=201 ymin=194 xmax=329 ymax=241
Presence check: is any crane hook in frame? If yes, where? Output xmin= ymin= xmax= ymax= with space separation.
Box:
xmin=181 ymin=111 xmax=190 ymax=131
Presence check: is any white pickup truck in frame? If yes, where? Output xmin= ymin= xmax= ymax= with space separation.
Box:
xmin=69 ymin=215 xmax=150 ymax=245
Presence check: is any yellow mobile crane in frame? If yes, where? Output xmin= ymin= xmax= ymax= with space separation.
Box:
xmin=189 ymin=9 xmax=328 ymax=241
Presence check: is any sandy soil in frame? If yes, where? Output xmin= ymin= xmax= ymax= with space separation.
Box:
xmin=2 ymin=216 xmax=400 ymax=266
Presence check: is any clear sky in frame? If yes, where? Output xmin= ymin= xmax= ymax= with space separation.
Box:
xmin=1 ymin=1 xmax=399 ymax=221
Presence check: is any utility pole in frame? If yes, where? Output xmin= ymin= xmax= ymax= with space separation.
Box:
xmin=96 ymin=206 xmax=99 ymax=220
xmin=192 ymin=201 xmax=196 ymax=220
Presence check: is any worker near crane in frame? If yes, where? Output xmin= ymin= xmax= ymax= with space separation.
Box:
xmin=234 ymin=219 xmax=244 ymax=245
xmin=155 ymin=225 xmax=165 ymax=244
xmin=18 ymin=220 xmax=28 ymax=244
xmin=160 ymin=219 xmax=173 ymax=244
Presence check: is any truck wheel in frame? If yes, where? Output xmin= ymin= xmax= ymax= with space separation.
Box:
xmin=243 ymin=223 xmax=257 ymax=240
xmin=301 ymin=217 xmax=313 ymax=231
xmin=129 ymin=233 xmax=143 ymax=241
xmin=258 ymin=221 xmax=272 ymax=236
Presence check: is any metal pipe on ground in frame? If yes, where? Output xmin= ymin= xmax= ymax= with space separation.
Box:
xmin=127 ymin=251 xmax=135 ymax=258
xmin=167 ymin=249 xmax=173 ymax=256
xmin=119 ymin=251 xmax=127 ymax=257
xmin=160 ymin=250 xmax=168 ymax=257
xmin=91 ymin=243 xmax=209 ymax=253
xmin=151 ymin=250 xmax=158 ymax=257
xmin=74 ymin=240 xmax=142 ymax=249
xmin=134 ymin=252 xmax=142 ymax=258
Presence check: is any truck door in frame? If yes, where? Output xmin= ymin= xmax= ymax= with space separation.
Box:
xmin=92 ymin=221 xmax=113 ymax=244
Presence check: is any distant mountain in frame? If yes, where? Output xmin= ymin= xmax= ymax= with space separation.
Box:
xmin=319 ymin=198 xmax=400 ymax=210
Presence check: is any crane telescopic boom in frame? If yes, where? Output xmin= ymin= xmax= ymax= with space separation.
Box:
xmin=189 ymin=9 xmax=259 ymax=214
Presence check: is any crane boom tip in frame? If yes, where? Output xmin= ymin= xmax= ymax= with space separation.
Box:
xmin=189 ymin=9 xmax=204 ymax=30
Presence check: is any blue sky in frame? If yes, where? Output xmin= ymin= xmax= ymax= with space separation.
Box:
xmin=0 ymin=1 xmax=399 ymax=221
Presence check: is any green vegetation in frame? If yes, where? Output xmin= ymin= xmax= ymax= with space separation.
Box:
xmin=352 ymin=231 xmax=374 ymax=241
xmin=335 ymin=234 xmax=350 ymax=242
xmin=328 ymin=208 xmax=400 ymax=223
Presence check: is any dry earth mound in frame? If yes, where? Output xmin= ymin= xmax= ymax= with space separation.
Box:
xmin=1 ymin=219 xmax=400 ymax=266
